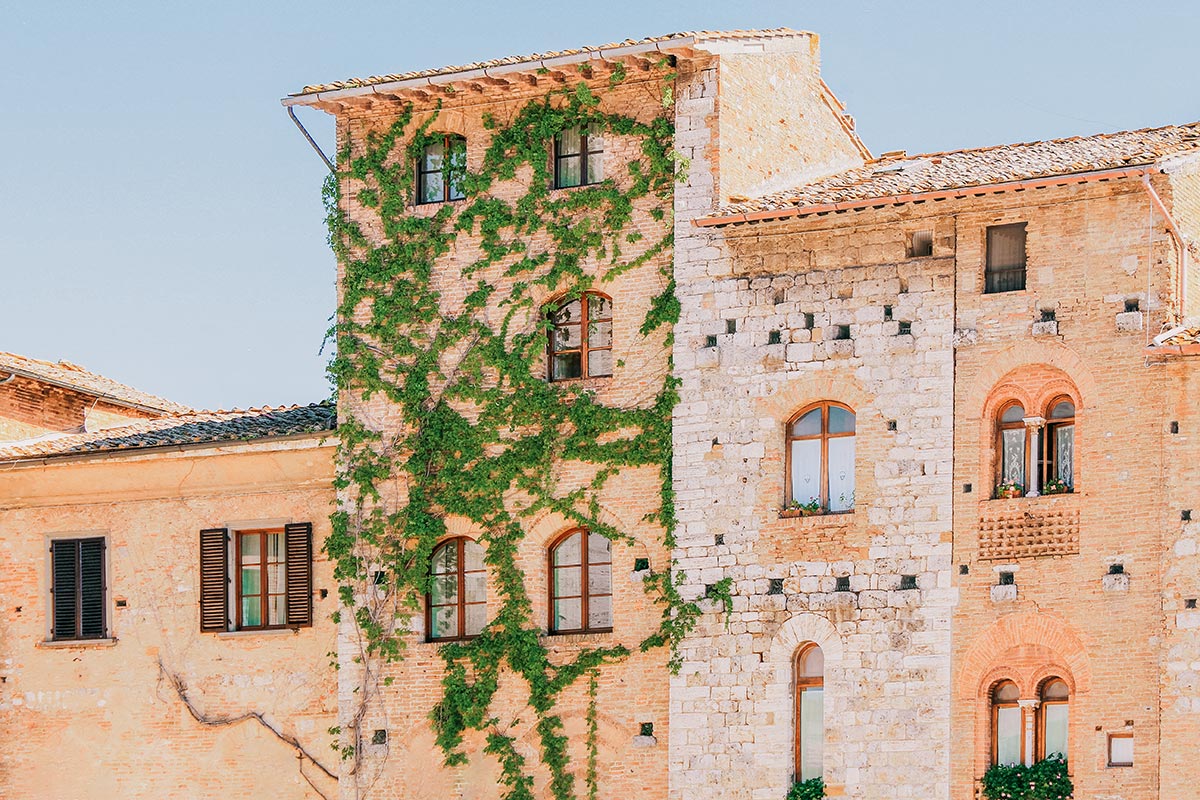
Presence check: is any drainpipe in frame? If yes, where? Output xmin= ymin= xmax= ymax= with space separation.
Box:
xmin=1142 ymin=174 xmax=1190 ymax=318
xmin=287 ymin=107 xmax=335 ymax=173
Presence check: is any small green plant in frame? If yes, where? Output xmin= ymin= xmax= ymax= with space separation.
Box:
xmin=786 ymin=777 xmax=825 ymax=800
xmin=995 ymin=481 xmax=1025 ymax=499
xmin=980 ymin=754 xmax=1073 ymax=800
xmin=1042 ymin=478 xmax=1071 ymax=495
xmin=785 ymin=499 xmax=824 ymax=515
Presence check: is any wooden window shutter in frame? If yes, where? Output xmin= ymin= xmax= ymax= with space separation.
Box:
xmin=284 ymin=522 xmax=313 ymax=627
xmin=78 ymin=538 xmax=106 ymax=638
xmin=199 ymin=528 xmax=229 ymax=632
xmin=51 ymin=540 xmax=79 ymax=640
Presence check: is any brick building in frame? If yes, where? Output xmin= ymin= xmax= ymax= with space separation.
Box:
xmin=4 ymin=25 xmax=1200 ymax=800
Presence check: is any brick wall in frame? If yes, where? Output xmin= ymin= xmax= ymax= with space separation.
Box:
xmin=0 ymin=374 xmax=158 ymax=441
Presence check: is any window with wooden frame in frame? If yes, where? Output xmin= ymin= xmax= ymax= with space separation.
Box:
xmin=547 ymin=292 xmax=613 ymax=381
xmin=50 ymin=537 xmax=106 ymax=641
xmin=787 ymin=402 xmax=856 ymax=513
xmin=985 ymin=223 xmax=1027 ymax=293
xmin=992 ymin=681 xmax=1024 ymax=766
xmin=1042 ymin=398 xmax=1075 ymax=491
xmin=198 ymin=524 xmax=313 ymax=633
xmin=548 ymin=529 xmax=612 ymax=634
xmin=794 ymin=643 xmax=824 ymax=782
xmin=996 ymin=402 xmax=1027 ymax=494
xmin=1107 ymin=732 xmax=1133 ymax=767
xmin=427 ymin=537 xmax=487 ymax=642
xmin=417 ymin=134 xmax=467 ymax=204
xmin=553 ymin=123 xmax=603 ymax=189
xmin=1038 ymin=678 xmax=1070 ymax=761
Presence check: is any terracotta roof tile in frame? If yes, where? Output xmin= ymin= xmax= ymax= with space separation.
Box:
xmin=715 ymin=121 xmax=1200 ymax=218
xmin=291 ymin=29 xmax=808 ymax=96
xmin=1146 ymin=326 xmax=1200 ymax=357
xmin=0 ymin=403 xmax=336 ymax=461
xmin=0 ymin=351 xmax=192 ymax=414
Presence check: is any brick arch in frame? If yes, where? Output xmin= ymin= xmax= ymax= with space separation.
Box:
xmin=956 ymin=611 xmax=1092 ymax=701
xmin=964 ymin=340 xmax=1096 ymax=419
xmin=758 ymin=371 xmax=874 ymax=423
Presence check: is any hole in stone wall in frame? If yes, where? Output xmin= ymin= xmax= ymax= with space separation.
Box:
xmin=115 ymin=599 xmax=128 ymax=608
xmin=832 ymin=325 xmax=851 ymax=340
xmin=959 ymin=564 xmax=970 ymax=575
xmin=634 ymin=557 xmax=650 ymax=572
xmin=714 ymin=534 xmax=725 ymax=546
xmin=640 ymin=722 xmax=654 ymax=737
xmin=883 ymin=305 xmax=893 ymax=321
xmin=768 ymin=578 xmax=784 ymax=595
xmin=774 ymin=289 xmax=786 ymax=305
xmin=964 ymin=483 xmax=973 ymax=493
xmin=705 ymin=335 xmax=718 ymax=348
xmin=1040 ymin=309 xmax=1056 ymax=322
xmin=1187 ymin=599 xmax=1197 ymax=609
xmin=908 ymin=230 xmax=934 ymax=258
xmin=320 ymin=588 xmax=329 ymax=600
xmin=1108 ymin=563 xmax=1125 ymax=575
xmin=886 ymin=420 xmax=897 ymax=431
xmin=803 ymin=312 xmax=815 ymax=329
xmin=1171 ymin=421 xmax=1180 ymax=434
xmin=899 ymin=574 xmax=918 ymax=590
xmin=373 ymin=571 xmax=387 ymax=585
xmin=1125 ymin=299 xmax=1141 ymax=312
xmin=835 ymin=576 xmax=850 ymax=592
xmin=726 ymin=319 xmax=737 ymax=334
xmin=998 ymin=571 xmax=1015 ymax=586
xmin=768 ymin=330 xmax=782 ymax=345
xmin=371 ymin=729 xmax=388 ymax=745
xmin=897 ymin=321 xmax=912 ymax=335
xmin=1184 ymin=510 xmax=1193 ymax=522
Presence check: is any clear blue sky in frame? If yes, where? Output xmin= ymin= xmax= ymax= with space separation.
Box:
xmin=2 ymin=1 xmax=1197 ymax=411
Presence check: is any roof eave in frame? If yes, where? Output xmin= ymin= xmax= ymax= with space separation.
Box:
xmin=0 ymin=365 xmax=189 ymax=415
xmin=281 ymin=37 xmax=699 ymax=108
xmin=696 ymin=165 xmax=1161 ymax=228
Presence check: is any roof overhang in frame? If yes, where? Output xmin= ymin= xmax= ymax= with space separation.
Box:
xmin=0 ymin=364 xmax=185 ymax=415
xmin=282 ymin=37 xmax=701 ymax=109
xmin=696 ymin=166 xmax=1157 ymax=228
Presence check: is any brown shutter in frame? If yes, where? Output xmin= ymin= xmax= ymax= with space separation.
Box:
xmin=51 ymin=540 xmax=79 ymax=640
xmin=284 ymin=522 xmax=313 ymax=627
xmin=199 ymin=528 xmax=229 ymax=632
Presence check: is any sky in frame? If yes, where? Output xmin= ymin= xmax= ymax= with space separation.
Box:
xmin=2 ymin=1 xmax=1198 ymax=411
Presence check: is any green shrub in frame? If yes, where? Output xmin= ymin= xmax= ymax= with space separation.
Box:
xmin=980 ymin=754 xmax=1073 ymax=800
xmin=786 ymin=777 xmax=825 ymax=800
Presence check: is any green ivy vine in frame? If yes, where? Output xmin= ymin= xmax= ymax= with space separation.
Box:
xmin=322 ymin=64 xmax=726 ymax=799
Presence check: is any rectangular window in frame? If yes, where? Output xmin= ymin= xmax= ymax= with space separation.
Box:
xmin=554 ymin=124 xmax=603 ymax=189
xmin=51 ymin=537 xmax=106 ymax=640
xmin=909 ymin=230 xmax=934 ymax=258
xmin=798 ymin=686 xmax=824 ymax=781
xmin=198 ymin=523 xmax=313 ymax=632
xmin=1108 ymin=732 xmax=1133 ymax=767
xmin=1043 ymin=704 xmax=1069 ymax=759
xmin=995 ymin=705 xmax=1023 ymax=766
xmin=985 ymin=223 xmax=1027 ymax=293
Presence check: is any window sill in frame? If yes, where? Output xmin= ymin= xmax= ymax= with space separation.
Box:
xmin=216 ymin=628 xmax=300 ymax=639
xmin=540 ymin=630 xmax=614 ymax=645
xmin=38 ymin=637 xmax=117 ymax=649
xmin=778 ymin=509 xmax=855 ymax=522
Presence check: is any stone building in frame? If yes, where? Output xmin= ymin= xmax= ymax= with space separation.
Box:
xmin=0 ymin=385 xmax=338 ymax=799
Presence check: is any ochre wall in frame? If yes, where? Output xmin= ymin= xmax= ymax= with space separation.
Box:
xmin=0 ymin=437 xmax=338 ymax=800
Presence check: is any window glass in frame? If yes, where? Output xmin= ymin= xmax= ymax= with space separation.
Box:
xmin=1001 ymin=428 xmax=1026 ymax=486
xmin=1054 ymin=425 xmax=1074 ymax=487
xmin=587 ymin=349 xmax=613 ymax=378
xmin=1001 ymin=404 xmax=1026 ymax=423
xmin=800 ymin=645 xmax=824 ymax=677
xmin=1109 ymin=734 xmax=1133 ymax=766
xmin=995 ymin=705 xmax=1022 ymax=766
xmin=799 ymin=687 xmax=824 ymax=780
xmin=790 ymin=439 xmax=822 ymax=505
xmin=1044 ymin=703 xmax=1069 ymax=759
xmin=828 ymin=406 xmax=855 ymax=434
xmin=550 ymin=529 xmax=611 ymax=633
xmin=1049 ymin=401 xmax=1074 ymax=419
xmin=827 ymin=437 xmax=856 ymax=512
xmin=429 ymin=538 xmax=487 ymax=641
xmin=558 ymin=127 xmax=582 ymax=156
xmin=791 ymin=409 xmax=822 ymax=437
xmin=554 ymin=531 xmax=582 ymax=565
xmin=548 ymin=293 xmax=613 ymax=381
xmin=447 ymin=136 xmax=466 ymax=201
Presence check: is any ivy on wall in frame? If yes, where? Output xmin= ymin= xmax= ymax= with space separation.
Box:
xmin=322 ymin=65 xmax=730 ymax=799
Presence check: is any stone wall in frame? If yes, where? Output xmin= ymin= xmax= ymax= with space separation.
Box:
xmin=0 ymin=437 xmax=337 ymax=799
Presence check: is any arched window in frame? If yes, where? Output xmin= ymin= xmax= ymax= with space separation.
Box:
xmin=417 ymin=134 xmax=466 ymax=204
xmin=547 ymin=292 xmax=613 ymax=381
xmin=1039 ymin=678 xmax=1070 ymax=761
xmin=549 ymin=529 xmax=612 ymax=633
xmin=787 ymin=403 xmax=856 ymax=512
xmin=992 ymin=681 xmax=1023 ymax=766
xmin=997 ymin=402 xmax=1027 ymax=493
xmin=427 ymin=537 xmax=486 ymax=642
xmin=1042 ymin=399 xmax=1075 ymax=491
xmin=794 ymin=643 xmax=824 ymax=781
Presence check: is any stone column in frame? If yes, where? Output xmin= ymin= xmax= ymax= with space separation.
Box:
xmin=1019 ymin=698 xmax=1040 ymax=766
xmin=1022 ymin=416 xmax=1046 ymax=497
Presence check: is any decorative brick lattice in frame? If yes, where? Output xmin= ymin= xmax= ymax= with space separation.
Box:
xmin=978 ymin=503 xmax=1080 ymax=560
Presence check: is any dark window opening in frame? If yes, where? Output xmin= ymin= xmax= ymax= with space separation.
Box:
xmin=705 ymin=335 xmax=718 ymax=348
xmin=1108 ymin=563 xmax=1125 ymax=575
xmin=639 ymin=722 xmax=655 ymax=737
xmin=998 ymin=571 xmax=1015 ymax=586
xmin=1125 ymin=299 xmax=1141 ymax=313
xmin=832 ymin=325 xmax=851 ymax=340
xmin=417 ymin=134 xmax=466 ymax=204
xmin=835 ymin=576 xmax=850 ymax=592
xmin=908 ymin=230 xmax=934 ymax=258
xmin=768 ymin=330 xmax=782 ymax=345
xmin=1040 ymin=309 xmax=1056 ymax=322
xmin=883 ymin=305 xmax=893 ymax=321
xmin=984 ymin=223 xmax=1027 ymax=293
xmin=371 ymin=729 xmax=388 ymax=745
xmin=897 ymin=321 xmax=912 ymax=335
xmin=725 ymin=319 xmax=737 ymax=334
xmin=768 ymin=578 xmax=784 ymax=595
xmin=900 ymin=574 xmax=918 ymax=590
xmin=554 ymin=124 xmax=604 ymax=189
xmin=959 ymin=564 xmax=970 ymax=575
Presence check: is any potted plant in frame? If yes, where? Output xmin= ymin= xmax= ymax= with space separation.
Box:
xmin=995 ymin=481 xmax=1024 ymax=500
xmin=781 ymin=499 xmax=824 ymax=518
xmin=1042 ymin=478 xmax=1071 ymax=495
xmin=786 ymin=777 xmax=825 ymax=800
